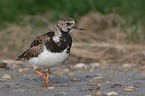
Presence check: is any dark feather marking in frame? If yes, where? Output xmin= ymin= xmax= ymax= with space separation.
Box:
xmin=17 ymin=31 xmax=72 ymax=60
xmin=17 ymin=32 xmax=52 ymax=60
xmin=45 ymin=33 xmax=72 ymax=53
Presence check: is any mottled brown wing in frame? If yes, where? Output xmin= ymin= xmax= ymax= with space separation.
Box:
xmin=17 ymin=33 xmax=50 ymax=60
xmin=17 ymin=44 xmax=44 ymax=60
xmin=30 ymin=33 xmax=48 ymax=47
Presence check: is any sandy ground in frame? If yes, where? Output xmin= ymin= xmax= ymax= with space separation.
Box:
xmin=0 ymin=60 xmax=145 ymax=96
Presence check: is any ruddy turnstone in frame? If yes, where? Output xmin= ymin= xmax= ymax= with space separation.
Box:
xmin=17 ymin=17 xmax=84 ymax=87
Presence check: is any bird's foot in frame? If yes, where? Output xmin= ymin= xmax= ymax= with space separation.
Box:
xmin=41 ymin=80 xmax=50 ymax=87
xmin=35 ymin=68 xmax=51 ymax=87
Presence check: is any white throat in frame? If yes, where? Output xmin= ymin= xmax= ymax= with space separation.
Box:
xmin=53 ymin=31 xmax=62 ymax=43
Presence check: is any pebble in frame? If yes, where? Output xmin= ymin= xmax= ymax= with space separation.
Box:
xmin=124 ymin=86 xmax=135 ymax=92
xmin=89 ymin=69 xmax=94 ymax=72
xmin=89 ymin=76 xmax=104 ymax=83
xmin=97 ymin=84 xmax=102 ymax=87
xmin=0 ymin=61 xmax=7 ymax=68
xmin=70 ymin=78 xmax=80 ymax=82
xmin=90 ymin=62 xmax=100 ymax=68
xmin=139 ymin=65 xmax=145 ymax=71
xmin=95 ymin=91 xmax=104 ymax=95
xmin=34 ymin=88 xmax=40 ymax=91
xmin=107 ymin=91 xmax=118 ymax=95
xmin=63 ymin=68 xmax=70 ymax=72
xmin=26 ymin=85 xmax=33 ymax=87
xmin=122 ymin=64 xmax=135 ymax=69
xmin=18 ymin=68 xmax=29 ymax=73
xmin=1 ymin=74 xmax=12 ymax=80
xmin=106 ymin=81 xmax=110 ymax=83
xmin=80 ymin=89 xmax=86 ymax=92
xmin=74 ymin=63 xmax=88 ymax=69
xmin=58 ymin=72 xmax=66 ymax=76
xmin=100 ymin=66 xmax=109 ymax=70
xmin=61 ymin=84 xmax=68 ymax=87
xmin=68 ymin=73 xmax=74 ymax=76
xmin=89 ymin=87 xmax=100 ymax=91
xmin=117 ymin=91 xmax=123 ymax=94
xmin=57 ymin=92 xmax=66 ymax=96
xmin=110 ymin=83 xmax=122 ymax=89
xmin=48 ymin=86 xmax=55 ymax=89
xmin=141 ymin=71 xmax=145 ymax=76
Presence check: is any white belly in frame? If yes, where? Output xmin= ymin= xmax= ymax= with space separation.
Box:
xmin=27 ymin=46 xmax=69 ymax=69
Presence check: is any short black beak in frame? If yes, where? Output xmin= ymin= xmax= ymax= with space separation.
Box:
xmin=73 ymin=25 xmax=84 ymax=30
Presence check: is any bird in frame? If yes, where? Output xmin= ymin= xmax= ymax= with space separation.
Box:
xmin=17 ymin=17 xmax=84 ymax=87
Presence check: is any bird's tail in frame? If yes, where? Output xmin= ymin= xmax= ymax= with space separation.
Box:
xmin=16 ymin=51 xmax=27 ymax=60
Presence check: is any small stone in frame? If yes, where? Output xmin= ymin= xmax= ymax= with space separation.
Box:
xmin=89 ymin=87 xmax=100 ymax=91
xmin=110 ymin=83 xmax=122 ymax=89
xmin=80 ymin=89 xmax=86 ymax=92
xmin=117 ymin=91 xmax=123 ymax=94
xmin=12 ymin=67 xmax=18 ymax=70
xmin=100 ymin=66 xmax=109 ymax=70
xmin=0 ymin=62 xmax=7 ymax=68
xmin=58 ymin=72 xmax=66 ymax=76
xmin=61 ymin=84 xmax=68 ymax=87
xmin=90 ymin=62 xmax=100 ymax=68
xmin=107 ymin=91 xmax=118 ymax=95
xmin=97 ymin=84 xmax=102 ymax=87
xmin=70 ymin=78 xmax=80 ymax=82
xmin=18 ymin=68 xmax=29 ymax=73
xmin=139 ymin=65 xmax=145 ymax=71
xmin=122 ymin=64 xmax=135 ymax=69
xmin=89 ymin=69 xmax=94 ymax=72
xmin=2 ymin=74 xmax=12 ymax=80
xmin=16 ymin=74 xmax=23 ymax=76
xmin=34 ymin=88 xmax=40 ymax=91
xmin=26 ymin=85 xmax=33 ymax=87
xmin=68 ymin=73 xmax=74 ymax=76
xmin=89 ymin=76 xmax=104 ymax=83
xmin=74 ymin=63 xmax=87 ymax=69
xmin=141 ymin=71 xmax=145 ymax=76
xmin=124 ymin=86 xmax=135 ymax=92
xmin=124 ymin=88 xmax=135 ymax=91
xmin=58 ymin=92 xmax=66 ymax=95
xmin=106 ymin=81 xmax=110 ymax=83
xmin=95 ymin=91 xmax=103 ymax=95
xmin=48 ymin=86 xmax=55 ymax=89
xmin=63 ymin=68 xmax=70 ymax=72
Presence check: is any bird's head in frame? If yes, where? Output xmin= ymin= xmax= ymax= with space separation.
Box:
xmin=54 ymin=17 xmax=84 ymax=33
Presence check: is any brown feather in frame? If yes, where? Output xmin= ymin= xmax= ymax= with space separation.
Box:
xmin=17 ymin=32 xmax=52 ymax=60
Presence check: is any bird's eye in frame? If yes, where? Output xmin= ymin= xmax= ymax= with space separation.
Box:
xmin=67 ymin=23 xmax=72 ymax=26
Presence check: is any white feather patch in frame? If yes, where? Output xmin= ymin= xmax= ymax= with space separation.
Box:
xmin=53 ymin=32 xmax=62 ymax=43
xmin=27 ymin=46 xmax=69 ymax=69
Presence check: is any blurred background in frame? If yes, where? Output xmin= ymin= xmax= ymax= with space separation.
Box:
xmin=0 ymin=0 xmax=145 ymax=65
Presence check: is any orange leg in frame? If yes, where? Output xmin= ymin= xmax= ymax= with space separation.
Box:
xmin=35 ymin=69 xmax=50 ymax=87
xmin=46 ymin=69 xmax=51 ymax=84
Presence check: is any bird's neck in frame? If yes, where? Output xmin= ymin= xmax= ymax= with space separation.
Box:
xmin=53 ymin=27 xmax=70 ymax=43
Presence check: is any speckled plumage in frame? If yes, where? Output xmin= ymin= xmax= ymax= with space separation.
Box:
xmin=17 ymin=17 xmax=84 ymax=87
xmin=17 ymin=17 xmax=83 ymax=70
xmin=17 ymin=32 xmax=72 ymax=60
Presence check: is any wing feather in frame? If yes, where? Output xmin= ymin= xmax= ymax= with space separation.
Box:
xmin=17 ymin=33 xmax=51 ymax=60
